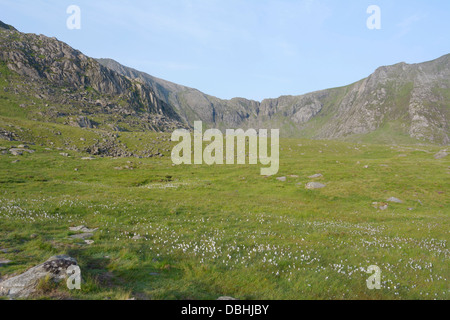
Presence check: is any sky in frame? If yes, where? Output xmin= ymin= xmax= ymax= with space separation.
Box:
xmin=0 ymin=0 xmax=449 ymax=101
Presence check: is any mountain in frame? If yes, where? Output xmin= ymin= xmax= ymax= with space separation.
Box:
xmin=0 ymin=21 xmax=185 ymax=133
xmin=98 ymin=56 xmax=450 ymax=145
xmin=96 ymin=58 xmax=260 ymax=130
xmin=0 ymin=20 xmax=448 ymax=145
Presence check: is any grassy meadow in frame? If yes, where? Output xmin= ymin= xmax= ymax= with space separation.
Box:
xmin=0 ymin=124 xmax=448 ymax=300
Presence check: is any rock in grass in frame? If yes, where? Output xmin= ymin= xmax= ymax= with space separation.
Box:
xmin=308 ymin=173 xmax=323 ymax=179
xmin=0 ymin=255 xmax=77 ymax=298
xmin=9 ymin=148 xmax=35 ymax=156
xmin=305 ymin=182 xmax=326 ymax=190
xmin=217 ymin=296 xmax=238 ymax=300
xmin=276 ymin=177 xmax=287 ymax=182
xmin=387 ymin=197 xmax=403 ymax=203
xmin=372 ymin=202 xmax=388 ymax=210
xmin=0 ymin=260 xmax=12 ymax=266
xmin=9 ymin=148 xmax=34 ymax=156
xmin=10 ymin=149 xmax=22 ymax=156
xmin=434 ymin=150 xmax=448 ymax=159
xmin=69 ymin=226 xmax=98 ymax=233
xmin=70 ymin=233 xmax=94 ymax=240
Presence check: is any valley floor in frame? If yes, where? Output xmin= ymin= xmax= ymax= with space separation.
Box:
xmin=0 ymin=135 xmax=448 ymax=300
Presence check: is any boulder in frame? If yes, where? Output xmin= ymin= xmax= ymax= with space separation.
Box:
xmin=69 ymin=226 xmax=98 ymax=233
xmin=0 ymin=259 xmax=12 ymax=266
xmin=305 ymin=182 xmax=326 ymax=190
xmin=387 ymin=197 xmax=403 ymax=203
xmin=434 ymin=150 xmax=448 ymax=159
xmin=217 ymin=296 xmax=238 ymax=300
xmin=9 ymin=148 xmax=34 ymax=156
xmin=0 ymin=255 xmax=77 ymax=298
xmin=70 ymin=233 xmax=94 ymax=240
xmin=308 ymin=173 xmax=323 ymax=179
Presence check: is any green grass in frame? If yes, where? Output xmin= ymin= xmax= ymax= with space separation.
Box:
xmin=0 ymin=128 xmax=448 ymax=300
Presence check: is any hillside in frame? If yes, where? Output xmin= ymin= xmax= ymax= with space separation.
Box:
xmin=0 ymin=21 xmax=185 ymax=135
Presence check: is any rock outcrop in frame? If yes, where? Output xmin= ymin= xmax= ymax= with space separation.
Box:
xmin=0 ymin=255 xmax=78 ymax=298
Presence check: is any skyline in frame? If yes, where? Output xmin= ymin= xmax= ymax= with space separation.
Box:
xmin=1 ymin=0 xmax=449 ymax=101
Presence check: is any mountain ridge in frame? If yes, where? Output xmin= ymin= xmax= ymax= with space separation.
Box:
xmin=0 ymin=20 xmax=448 ymax=145
xmin=98 ymin=54 xmax=449 ymax=144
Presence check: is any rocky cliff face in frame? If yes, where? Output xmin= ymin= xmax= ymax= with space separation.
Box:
xmin=99 ymin=55 xmax=449 ymax=145
xmin=0 ymin=22 xmax=184 ymax=132
xmin=97 ymin=58 xmax=259 ymax=130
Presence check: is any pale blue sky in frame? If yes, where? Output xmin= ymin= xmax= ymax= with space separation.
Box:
xmin=1 ymin=0 xmax=449 ymax=101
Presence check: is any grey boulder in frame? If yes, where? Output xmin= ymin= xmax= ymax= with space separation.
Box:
xmin=305 ymin=182 xmax=326 ymax=190
xmin=0 ymin=255 xmax=77 ymax=298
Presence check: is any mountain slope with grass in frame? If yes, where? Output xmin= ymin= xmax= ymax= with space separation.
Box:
xmin=0 ymin=21 xmax=185 ymax=137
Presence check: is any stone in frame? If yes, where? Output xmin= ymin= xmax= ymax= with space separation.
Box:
xmin=387 ymin=197 xmax=403 ymax=203
xmin=70 ymin=233 xmax=94 ymax=240
xmin=69 ymin=226 xmax=98 ymax=233
xmin=10 ymin=149 xmax=22 ymax=156
xmin=59 ymin=153 xmax=69 ymax=157
xmin=276 ymin=177 xmax=287 ymax=182
xmin=308 ymin=173 xmax=323 ymax=179
xmin=217 ymin=296 xmax=238 ymax=300
xmin=81 ymin=157 xmax=95 ymax=160
xmin=9 ymin=148 xmax=35 ymax=156
xmin=0 ymin=255 xmax=77 ymax=298
xmin=132 ymin=235 xmax=143 ymax=240
xmin=434 ymin=150 xmax=448 ymax=159
xmin=305 ymin=182 xmax=326 ymax=190
xmin=0 ymin=259 xmax=12 ymax=266
xmin=84 ymin=240 xmax=94 ymax=245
